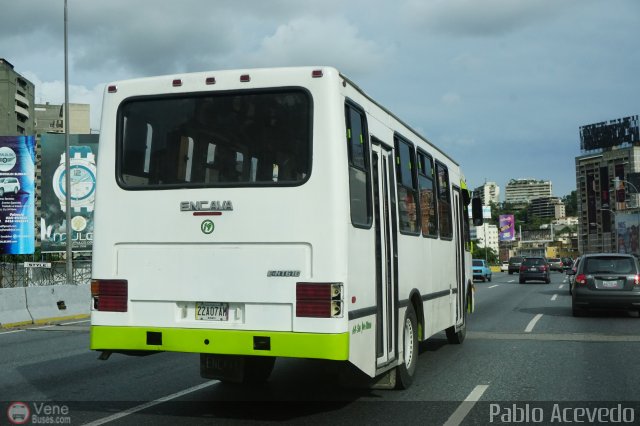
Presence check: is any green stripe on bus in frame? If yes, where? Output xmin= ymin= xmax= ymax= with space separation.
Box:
xmin=90 ymin=326 xmax=349 ymax=360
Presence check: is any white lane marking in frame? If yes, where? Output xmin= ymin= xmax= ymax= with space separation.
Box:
xmin=488 ymin=285 xmax=499 ymax=289
xmin=0 ymin=329 xmax=25 ymax=335
xmin=525 ymin=314 xmax=543 ymax=333
xmin=551 ymin=294 xmax=558 ymax=301
xmin=82 ymin=381 xmax=219 ymax=426
xmin=508 ymin=280 xmax=515 ymax=283
xmin=61 ymin=319 xmax=91 ymax=326
xmin=443 ymin=384 xmax=490 ymax=426
xmin=32 ymin=324 xmax=57 ymax=330
xmin=558 ymin=284 xmax=564 ymax=289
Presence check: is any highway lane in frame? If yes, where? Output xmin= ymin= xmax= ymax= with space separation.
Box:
xmin=2 ymin=271 xmax=640 ymax=424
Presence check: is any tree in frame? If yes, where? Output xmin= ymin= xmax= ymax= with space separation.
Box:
xmin=471 ymin=240 xmax=498 ymax=264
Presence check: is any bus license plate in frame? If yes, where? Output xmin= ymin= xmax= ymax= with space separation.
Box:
xmin=196 ymin=302 xmax=229 ymax=321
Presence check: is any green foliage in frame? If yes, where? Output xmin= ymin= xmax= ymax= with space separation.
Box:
xmin=471 ymin=240 xmax=498 ymax=263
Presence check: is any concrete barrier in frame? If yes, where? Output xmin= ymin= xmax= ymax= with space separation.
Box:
xmin=0 ymin=287 xmax=33 ymax=328
xmin=25 ymin=283 xmax=90 ymax=325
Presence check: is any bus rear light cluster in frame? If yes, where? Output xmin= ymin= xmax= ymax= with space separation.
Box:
xmin=296 ymin=282 xmax=343 ymax=318
xmin=91 ymin=279 xmax=128 ymax=312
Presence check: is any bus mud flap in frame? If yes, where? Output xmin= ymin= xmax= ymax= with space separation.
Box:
xmin=338 ymin=363 xmax=396 ymax=389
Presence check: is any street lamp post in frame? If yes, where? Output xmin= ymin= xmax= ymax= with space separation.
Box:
xmin=64 ymin=0 xmax=73 ymax=283
xmin=601 ymin=208 xmax=617 ymax=253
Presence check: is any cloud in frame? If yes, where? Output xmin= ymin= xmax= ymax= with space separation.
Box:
xmin=402 ymin=0 xmax=584 ymax=37
xmin=245 ymin=16 xmax=387 ymax=76
xmin=442 ymin=92 xmax=462 ymax=105
xmin=23 ymin=72 xmax=104 ymax=131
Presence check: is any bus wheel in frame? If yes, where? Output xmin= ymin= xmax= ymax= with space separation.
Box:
xmin=242 ymin=356 xmax=276 ymax=384
xmin=396 ymin=304 xmax=418 ymax=389
xmin=445 ymin=293 xmax=467 ymax=344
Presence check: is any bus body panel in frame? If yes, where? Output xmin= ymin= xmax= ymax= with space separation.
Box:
xmin=91 ymin=66 xmax=473 ymax=381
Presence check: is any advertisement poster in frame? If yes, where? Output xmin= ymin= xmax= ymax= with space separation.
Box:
xmin=0 ymin=136 xmax=35 ymax=254
xmin=498 ymin=214 xmax=515 ymax=241
xmin=40 ymin=134 xmax=98 ymax=252
xmin=616 ymin=212 xmax=639 ymax=256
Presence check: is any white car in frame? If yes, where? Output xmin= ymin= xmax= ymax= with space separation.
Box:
xmin=0 ymin=177 xmax=20 ymax=196
xmin=500 ymin=262 xmax=509 ymax=272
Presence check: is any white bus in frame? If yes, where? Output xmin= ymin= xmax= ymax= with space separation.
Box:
xmin=90 ymin=66 xmax=482 ymax=389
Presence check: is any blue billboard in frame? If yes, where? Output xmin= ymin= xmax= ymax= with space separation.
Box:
xmin=0 ymin=136 xmax=36 ymax=254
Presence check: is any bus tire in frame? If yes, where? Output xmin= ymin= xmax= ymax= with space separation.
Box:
xmin=396 ymin=304 xmax=418 ymax=389
xmin=242 ymin=356 xmax=276 ymax=384
xmin=445 ymin=292 xmax=467 ymax=344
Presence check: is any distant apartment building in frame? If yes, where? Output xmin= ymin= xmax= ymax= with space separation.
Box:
xmin=575 ymin=146 xmax=640 ymax=254
xmin=471 ymin=223 xmax=499 ymax=255
xmin=35 ymin=102 xmax=91 ymax=134
xmin=473 ymin=181 xmax=500 ymax=205
xmin=504 ymin=178 xmax=552 ymax=206
xmin=0 ymin=58 xmax=35 ymax=136
xmin=528 ymin=197 xmax=566 ymax=219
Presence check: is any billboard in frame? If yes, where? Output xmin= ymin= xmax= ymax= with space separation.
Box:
xmin=0 ymin=136 xmax=36 ymax=254
xmin=579 ymin=115 xmax=639 ymax=151
xmin=616 ymin=212 xmax=640 ymax=256
xmin=498 ymin=214 xmax=515 ymax=241
xmin=40 ymin=134 xmax=98 ymax=252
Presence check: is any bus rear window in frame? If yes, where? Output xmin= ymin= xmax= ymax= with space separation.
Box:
xmin=117 ymin=89 xmax=311 ymax=188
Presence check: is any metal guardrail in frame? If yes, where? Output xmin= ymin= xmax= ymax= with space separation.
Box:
xmin=0 ymin=261 xmax=91 ymax=288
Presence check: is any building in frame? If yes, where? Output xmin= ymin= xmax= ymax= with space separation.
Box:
xmin=575 ymin=115 xmax=640 ymax=255
xmin=504 ymin=178 xmax=552 ymax=206
xmin=35 ymin=102 xmax=91 ymax=134
xmin=528 ymin=197 xmax=566 ymax=219
xmin=0 ymin=58 xmax=35 ymax=136
xmin=575 ymin=146 xmax=640 ymax=254
xmin=471 ymin=223 xmax=499 ymax=255
xmin=473 ymin=181 xmax=500 ymax=205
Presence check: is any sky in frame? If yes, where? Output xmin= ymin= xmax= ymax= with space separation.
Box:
xmin=1 ymin=0 xmax=638 ymax=199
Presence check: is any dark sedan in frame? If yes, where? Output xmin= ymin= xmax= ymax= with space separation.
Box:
xmin=569 ymin=253 xmax=640 ymax=317
xmin=519 ymin=257 xmax=550 ymax=284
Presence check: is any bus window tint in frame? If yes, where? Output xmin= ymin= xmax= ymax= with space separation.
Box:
xmin=118 ymin=90 xmax=311 ymax=187
xmin=436 ymin=161 xmax=452 ymax=238
xmin=395 ymin=137 xmax=419 ymax=234
xmin=345 ymin=104 xmax=371 ymax=227
xmin=417 ymin=151 xmax=437 ymax=237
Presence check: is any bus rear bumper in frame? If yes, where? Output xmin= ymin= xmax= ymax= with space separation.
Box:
xmin=90 ymin=326 xmax=349 ymax=360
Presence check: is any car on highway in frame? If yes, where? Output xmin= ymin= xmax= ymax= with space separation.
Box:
xmin=547 ymin=257 xmax=563 ymax=272
xmin=508 ymin=256 xmax=525 ymax=274
xmin=568 ymin=253 xmax=640 ymax=317
xmin=472 ymin=259 xmax=492 ymax=282
xmin=0 ymin=177 xmax=20 ymax=196
xmin=519 ymin=257 xmax=550 ymax=284
xmin=568 ymin=256 xmax=581 ymax=294
xmin=562 ymin=257 xmax=574 ymax=271
xmin=500 ymin=262 xmax=509 ymax=272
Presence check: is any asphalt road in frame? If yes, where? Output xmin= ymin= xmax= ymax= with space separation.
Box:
xmin=2 ymin=271 xmax=640 ymax=425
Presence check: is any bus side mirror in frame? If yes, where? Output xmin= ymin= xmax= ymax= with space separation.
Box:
xmin=462 ymin=189 xmax=471 ymax=206
xmin=471 ymin=198 xmax=483 ymax=226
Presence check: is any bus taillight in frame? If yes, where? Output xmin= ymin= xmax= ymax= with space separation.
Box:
xmin=91 ymin=279 xmax=128 ymax=312
xmin=296 ymin=282 xmax=343 ymax=318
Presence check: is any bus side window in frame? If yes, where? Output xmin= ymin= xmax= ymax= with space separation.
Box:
xmin=435 ymin=161 xmax=453 ymax=239
xmin=417 ymin=150 xmax=438 ymax=237
xmin=345 ymin=103 xmax=371 ymax=227
xmin=395 ymin=135 xmax=419 ymax=235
